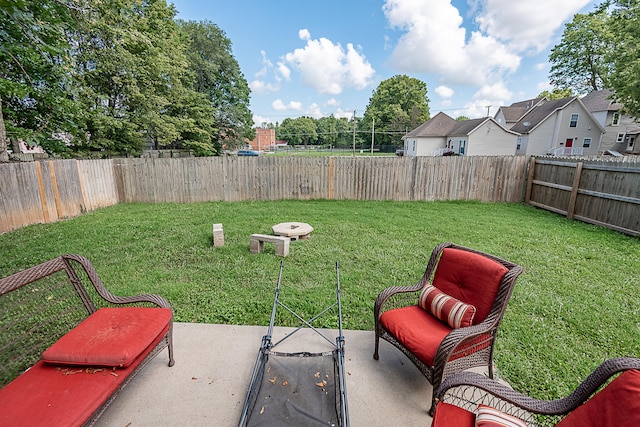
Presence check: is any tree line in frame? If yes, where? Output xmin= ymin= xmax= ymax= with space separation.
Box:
xmin=274 ymin=75 xmax=431 ymax=150
xmin=548 ymin=0 xmax=640 ymax=116
xmin=0 ymin=0 xmax=253 ymax=161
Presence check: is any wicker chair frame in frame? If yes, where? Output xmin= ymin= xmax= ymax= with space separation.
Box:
xmin=433 ymin=357 xmax=640 ymax=427
xmin=373 ymin=242 xmax=522 ymax=415
xmin=0 ymin=254 xmax=175 ymax=426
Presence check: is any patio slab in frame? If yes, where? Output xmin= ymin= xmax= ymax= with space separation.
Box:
xmin=94 ymin=322 xmax=435 ymax=426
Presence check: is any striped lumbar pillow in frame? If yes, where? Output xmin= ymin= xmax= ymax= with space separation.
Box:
xmin=418 ymin=283 xmax=476 ymax=328
xmin=475 ymin=404 xmax=528 ymax=427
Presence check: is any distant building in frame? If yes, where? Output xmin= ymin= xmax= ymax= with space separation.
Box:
xmin=402 ymin=112 xmax=519 ymax=156
xmin=247 ymin=128 xmax=275 ymax=152
xmin=581 ymin=89 xmax=640 ymax=155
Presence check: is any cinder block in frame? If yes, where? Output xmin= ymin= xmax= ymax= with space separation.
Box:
xmin=213 ymin=223 xmax=224 ymax=247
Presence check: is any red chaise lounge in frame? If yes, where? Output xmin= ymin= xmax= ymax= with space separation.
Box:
xmin=0 ymin=254 xmax=174 ymax=426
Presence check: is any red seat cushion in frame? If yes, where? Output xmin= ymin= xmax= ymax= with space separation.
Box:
xmin=432 ymin=248 xmax=508 ymax=323
xmin=431 ymin=402 xmax=475 ymax=427
xmin=556 ymin=369 xmax=640 ymax=427
xmin=0 ymin=325 xmax=168 ymax=427
xmin=42 ymin=307 xmax=172 ymax=368
xmin=380 ymin=305 xmax=451 ymax=365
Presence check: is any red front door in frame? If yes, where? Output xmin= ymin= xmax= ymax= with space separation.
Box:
xmin=566 ymin=138 xmax=573 ymax=147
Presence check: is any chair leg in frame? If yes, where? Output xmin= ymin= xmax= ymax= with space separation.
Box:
xmin=373 ymin=329 xmax=380 ymax=360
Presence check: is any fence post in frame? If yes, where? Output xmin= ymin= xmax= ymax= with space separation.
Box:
xmin=567 ymin=162 xmax=583 ymax=220
xmin=524 ymin=156 xmax=536 ymax=205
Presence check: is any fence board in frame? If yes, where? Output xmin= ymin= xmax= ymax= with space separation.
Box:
xmin=527 ymin=156 xmax=640 ymax=236
xmin=3 ymin=155 xmax=533 ymax=233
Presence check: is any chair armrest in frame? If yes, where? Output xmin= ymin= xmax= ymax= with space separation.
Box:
xmin=62 ymin=254 xmax=172 ymax=310
xmin=435 ymin=357 xmax=640 ymax=417
xmin=374 ymin=282 xmax=424 ymax=319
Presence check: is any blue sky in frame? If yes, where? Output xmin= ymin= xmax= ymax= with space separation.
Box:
xmin=169 ymin=0 xmax=599 ymax=126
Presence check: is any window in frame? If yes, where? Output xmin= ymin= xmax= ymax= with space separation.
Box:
xmin=569 ymin=113 xmax=579 ymax=127
xmin=612 ymin=112 xmax=620 ymax=126
xmin=516 ymin=137 xmax=522 ymax=151
xmin=583 ymin=138 xmax=592 ymax=148
xmin=617 ymin=133 xmax=625 ymax=143
xmin=412 ymin=140 xmax=416 ymax=152
xmin=459 ymin=140 xmax=466 ymax=155
xmin=628 ymin=136 xmax=636 ymax=149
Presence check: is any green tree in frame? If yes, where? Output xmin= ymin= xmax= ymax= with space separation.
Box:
xmin=537 ymin=88 xmax=574 ymax=100
xmin=276 ymin=117 xmax=317 ymax=146
xmin=179 ymin=20 xmax=254 ymax=151
xmin=362 ymin=75 xmax=430 ymax=147
xmin=316 ymin=115 xmax=353 ymax=147
xmin=72 ymin=0 xmax=194 ymax=156
xmin=455 ymin=115 xmax=470 ymax=121
xmin=549 ymin=8 xmax=613 ymax=94
xmin=0 ymin=0 xmax=81 ymax=161
xmin=608 ymin=0 xmax=640 ymax=117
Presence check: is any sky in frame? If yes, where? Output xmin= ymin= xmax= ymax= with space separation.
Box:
xmin=169 ymin=0 xmax=600 ymax=127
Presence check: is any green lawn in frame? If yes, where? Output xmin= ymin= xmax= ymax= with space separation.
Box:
xmin=1 ymin=200 xmax=638 ymax=400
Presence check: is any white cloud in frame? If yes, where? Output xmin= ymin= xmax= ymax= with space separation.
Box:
xmin=249 ymin=80 xmax=279 ymax=95
xmin=535 ymin=63 xmax=548 ymax=72
xmin=382 ymin=0 xmax=588 ymax=91
xmin=475 ymin=0 xmax=592 ymax=53
xmin=284 ymin=30 xmax=375 ymax=95
xmin=276 ymin=62 xmax=291 ymax=81
xmin=272 ymin=99 xmax=303 ymax=111
xmin=325 ymin=98 xmax=340 ymax=107
xmin=299 ymin=28 xmax=311 ymax=41
xmin=537 ymin=80 xmax=552 ymax=92
xmin=333 ymin=109 xmax=355 ymax=120
xmin=383 ymin=0 xmax=520 ymax=86
xmin=305 ymin=103 xmax=324 ymax=119
xmin=473 ymin=82 xmax=512 ymax=102
xmin=253 ymin=114 xmax=274 ymax=126
xmin=457 ymin=83 xmax=513 ymax=118
xmin=435 ymin=85 xmax=454 ymax=99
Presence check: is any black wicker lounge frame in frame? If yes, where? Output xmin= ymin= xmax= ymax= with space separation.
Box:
xmin=239 ymin=262 xmax=349 ymax=427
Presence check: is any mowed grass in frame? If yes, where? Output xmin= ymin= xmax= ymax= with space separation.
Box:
xmin=1 ymin=200 xmax=638 ymax=400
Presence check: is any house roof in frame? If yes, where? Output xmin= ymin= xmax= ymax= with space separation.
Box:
xmin=496 ymin=97 xmax=546 ymax=123
xmin=406 ymin=114 xmax=520 ymax=139
xmin=510 ymin=97 xmax=575 ymax=134
xmin=448 ymin=118 xmax=488 ymax=135
xmin=404 ymin=112 xmax=457 ymax=138
xmin=510 ymin=96 xmax=606 ymax=135
xmin=581 ymin=89 xmax=623 ymax=112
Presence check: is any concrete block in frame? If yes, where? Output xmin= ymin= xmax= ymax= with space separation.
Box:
xmin=213 ymin=223 xmax=224 ymax=247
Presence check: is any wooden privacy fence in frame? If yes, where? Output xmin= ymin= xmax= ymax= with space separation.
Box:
xmin=1 ymin=155 xmax=528 ymax=233
xmin=525 ymin=156 xmax=640 ymax=237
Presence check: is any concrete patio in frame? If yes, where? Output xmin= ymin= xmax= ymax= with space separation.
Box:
xmin=94 ymin=322 xmax=437 ymax=426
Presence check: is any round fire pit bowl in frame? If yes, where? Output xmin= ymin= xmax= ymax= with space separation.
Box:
xmin=271 ymin=222 xmax=313 ymax=241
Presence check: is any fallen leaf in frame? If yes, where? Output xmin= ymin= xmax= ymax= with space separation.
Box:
xmin=260 ymin=406 xmax=265 ymax=414
xmin=314 ymin=372 xmax=321 ymax=378
xmin=316 ymin=380 xmax=327 ymax=387
xmin=282 ymin=380 xmax=288 ymax=386
xmin=268 ymin=376 xmax=277 ymax=384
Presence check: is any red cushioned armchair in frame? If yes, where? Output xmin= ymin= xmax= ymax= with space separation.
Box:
xmin=432 ymin=357 xmax=640 ymax=427
xmin=373 ymin=242 xmax=522 ymax=415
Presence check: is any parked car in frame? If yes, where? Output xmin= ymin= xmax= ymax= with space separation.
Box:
xmin=395 ymin=148 xmax=404 ymax=157
xmin=237 ymin=150 xmax=260 ymax=156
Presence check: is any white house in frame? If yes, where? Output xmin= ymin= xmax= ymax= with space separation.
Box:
xmin=403 ymin=112 xmax=519 ymax=156
xmin=508 ymin=97 xmax=605 ymax=156
xmin=581 ymin=89 xmax=640 ymax=155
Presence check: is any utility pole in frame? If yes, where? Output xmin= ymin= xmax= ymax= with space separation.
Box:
xmin=370 ymin=117 xmax=375 ymax=154
xmin=485 ymin=105 xmax=491 ymax=117
xmin=352 ymin=110 xmax=356 ymax=156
